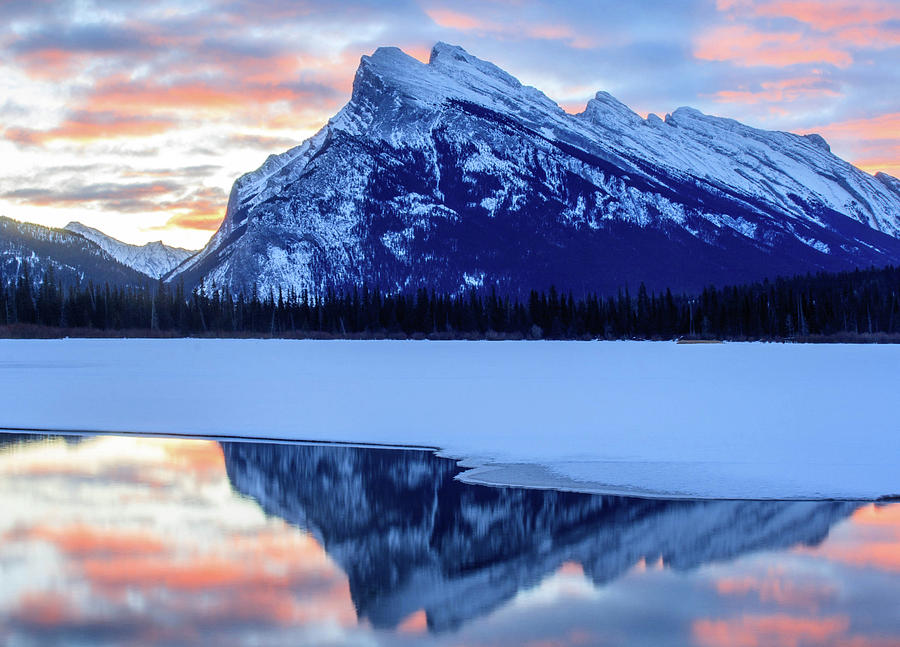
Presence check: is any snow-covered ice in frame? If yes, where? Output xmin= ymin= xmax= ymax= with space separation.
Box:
xmin=0 ymin=339 xmax=897 ymax=500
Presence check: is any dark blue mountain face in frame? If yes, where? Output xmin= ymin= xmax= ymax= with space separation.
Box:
xmin=221 ymin=441 xmax=858 ymax=633
xmin=171 ymin=43 xmax=900 ymax=296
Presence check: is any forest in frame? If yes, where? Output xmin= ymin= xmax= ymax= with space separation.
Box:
xmin=1 ymin=263 xmax=899 ymax=341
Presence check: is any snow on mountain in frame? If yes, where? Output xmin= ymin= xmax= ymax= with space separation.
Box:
xmin=0 ymin=216 xmax=151 ymax=289
xmin=65 ymin=222 xmax=194 ymax=279
xmin=171 ymin=42 xmax=900 ymax=296
xmin=222 ymin=442 xmax=858 ymax=633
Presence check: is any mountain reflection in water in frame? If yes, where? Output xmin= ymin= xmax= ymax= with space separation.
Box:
xmin=222 ymin=442 xmax=861 ymax=632
xmin=1 ymin=433 xmax=898 ymax=647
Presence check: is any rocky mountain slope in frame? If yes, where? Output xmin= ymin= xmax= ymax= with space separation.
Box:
xmin=0 ymin=216 xmax=152 ymax=289
xmin=172 ymin=42 xmax=900 ymax=296
xmin=64 ymin=222 xmax=194 ymax=279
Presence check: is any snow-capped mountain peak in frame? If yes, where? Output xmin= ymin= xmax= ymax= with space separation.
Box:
xmin=168 ymin=42 xmax=900 ymax=296
xmin=65 ymin=222 xmax=195 ymax=280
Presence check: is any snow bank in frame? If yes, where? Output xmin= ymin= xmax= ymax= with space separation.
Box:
xmin=1 ymin=339 xmax=897 ymax=500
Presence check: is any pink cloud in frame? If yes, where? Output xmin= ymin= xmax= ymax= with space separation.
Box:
xmin=745 ymin=1 xmax=900 ymax=32
xmin=710 ymin=75 xmax=840 ymax=103
xmin=714 ymin=574 xmax=836 ymax=611
xmin=692 ymin=614 xmax=850 ymax=647
xmin=161 ymin=188 xmax=228 ymax=232
xmin=694 ymin=25 xmax=853 ymax=67
xmin=4 ymin=112 xmax=178 ymax=145
xmin=704 ymin=0 xmax=900 ymax=68
xmin=426 ymin=7 xmax=484 ymax=30
xmin=425 ymin=6 xmax=596 ymax=48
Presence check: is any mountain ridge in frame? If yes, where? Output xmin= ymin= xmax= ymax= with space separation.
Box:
xmin=64 ymin=222 xmax=195 ymax=279
xmin=167 ymin=42 xmax=900 ymax=296
xmin=0 ymin=216 xmax=153 ymax=289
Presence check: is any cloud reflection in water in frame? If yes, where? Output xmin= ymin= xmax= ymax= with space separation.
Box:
xmin=0 ymin=433 xmax=897 ymax=647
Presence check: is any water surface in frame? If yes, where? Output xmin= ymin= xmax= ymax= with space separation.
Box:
xmin=0 ymin=433 xmax=897 ymax=646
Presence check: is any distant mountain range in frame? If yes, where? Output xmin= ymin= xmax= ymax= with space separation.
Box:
xmin=3 ymin=42 xmax=900 ymax=295
xmin=169 ymin=42 xmax=900 ymax=295
xmin=223 ymin=442 xmax=858 ymax=633
xmin=63 ymin=222 xmax=193 ymax=279
xmin=0 ymin=216 xmax=194 ymax=289
xmin=0 ymin=216 xmax=152 ymax=288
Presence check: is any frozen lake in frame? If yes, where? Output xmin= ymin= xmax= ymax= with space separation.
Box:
xmin=1 ymin=339 xmax=898 ymax=499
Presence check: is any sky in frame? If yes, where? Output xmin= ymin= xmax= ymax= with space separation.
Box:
xmin=0 ymin=0 xmax=898 ymax=250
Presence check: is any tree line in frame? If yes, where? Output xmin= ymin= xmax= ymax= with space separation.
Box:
xmin=2 ymin=263 xmax=899 ymax=340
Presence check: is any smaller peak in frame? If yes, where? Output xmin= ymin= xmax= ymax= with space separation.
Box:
xmin=429 ymin=42 xmax=468 ymax=64
xmin=875 ymin=171 xmax=900 ymax=195
xmin=802 ymin=133 xmax=831 ymax=153
xmin=592 ymin=90 xmax=624 ymax=105
xmin=428 ymin=42 xmax=521 ymax=89
xmin=358 ymin=46 xmax=422 ymax=76
xmin=671 ymin=106 xmax=705 ymax=118
xmin=64 ymin=221 xmax=100 ymax=236
xmin=582 ymin=91 xmax=642 ymax=126
xmin=368 ymin=46 xmax=412 ymax=62
xmin=665 ymin=106 xmax=712 ymax=127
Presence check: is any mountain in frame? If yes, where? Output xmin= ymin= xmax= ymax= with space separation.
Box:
xmin=64 ymin=222 xmax=194 ymax=279
xmin=171 ymin=42 xmax=900 ymax=296
xmin=222 ymin=441 xmax=858 ymax=633
xmin=0 ymin=216 xmax=152 ymax=289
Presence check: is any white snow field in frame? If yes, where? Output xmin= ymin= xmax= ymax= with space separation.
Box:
xmin=1 ymin=339 xmax=897 ymax=500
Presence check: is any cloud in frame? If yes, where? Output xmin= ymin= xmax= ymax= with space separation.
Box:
xmin=725 ymin=0 xmax=900 ymax=33
xmin=694 ymin=25 xmax=853 ymax=67
xmin=5 ymin=112 xmax=179 ymax=145
xmin=424 ymin=5 xmax=597 ymax=49
xmin=220 ymin=134 xmax=299 ymax=150
xmin=120 ymin=165 xmax=223 ymax=179
xmin=697 ymin=0 xmax=900 ymax=71
xmin=709 ymin=75 xmax=840 ymax=103
xmin=13 ymin=593 xmax=81 ymax=629
xmin=15 ymin=525 xmax=166 ymax=556
xmin=692 ymin=614 xmax=850 ymax=647
xmin=2 ymin=181 xmax=181 ymax=208
xmin=796 ymin=540 xmax=900 ymax=573
xmin=714 ymin=574 xmax=836 ymax=611
xmin=426 ymin=7 xmax=482 ymax=31
xmin=85 ymin=77 xmax=324 ymax=115
xmin=159 ymin=187 xmax=228 ymax=231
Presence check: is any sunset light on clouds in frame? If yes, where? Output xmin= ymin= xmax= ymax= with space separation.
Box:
xmin=0 ymin=0 xmax=897 ymax=249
